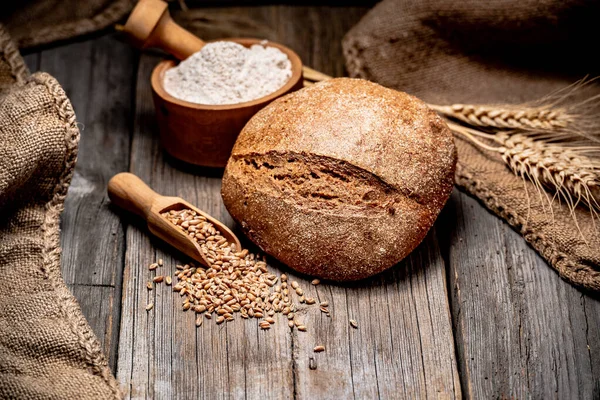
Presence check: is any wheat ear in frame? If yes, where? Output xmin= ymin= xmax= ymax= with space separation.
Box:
xmin=429 ymin=104 xmax=571 ymax=130
xmin=431 ymin=78 xmax=600 ymax=145
xmin=497 ymin=133 xmax=600 ymax=214
xmin=449 ymin=122 xmax=600 ymax=215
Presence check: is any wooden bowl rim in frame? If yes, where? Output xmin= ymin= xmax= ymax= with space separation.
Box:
xmin=151 ymin=38 xmax=303 ymax=111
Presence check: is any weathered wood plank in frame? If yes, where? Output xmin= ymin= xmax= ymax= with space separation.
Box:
xmin=36 ymin=34 xmax=137 ymax=372
xmin=288 ymin=230 xmax=460 ymax=399
xmin=22 ymin=52 xmax=39 ymax=72
xmin=39 ymin=34 xmax=135 ymax=287
xmin=67 ymin=284 xmax=118 ymax=365
xmin=115 ymin=52 xmax=159 ymax=400
xmin=445 ymin=190 xmax=600 ymax=399
xmin=117 ymin=222 xmax=155 ymax=399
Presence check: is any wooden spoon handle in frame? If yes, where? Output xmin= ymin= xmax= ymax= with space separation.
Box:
xmin=123 ymin=0 xmax=205 ymax=60
xmin=107 ymin=173 xmax=159 ymax=219
xmin=150 ymin=11 xmax=205 ymax=60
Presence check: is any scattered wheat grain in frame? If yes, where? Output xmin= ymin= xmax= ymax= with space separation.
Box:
xmin=154 ymin=208 xmax=324 ymax=329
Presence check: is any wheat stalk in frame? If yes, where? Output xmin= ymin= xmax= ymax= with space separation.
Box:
xmin=448 ymin=122 xmax=600 ymax=217
xmin=429 ymin=104 xmax=571 ymax=130
xmin=431 ymin=78 xmax=600 ymax=145
xmin=497 ymin=133 xmax=600 ymax=213
xmin=434 ymin=78 xmax=600 ymax=221
xmin=439 ymin=78 xmax=600 ymax=218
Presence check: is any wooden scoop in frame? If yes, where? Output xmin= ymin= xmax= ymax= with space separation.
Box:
xmin=120 ymin=0 xmax=325 ymax=81
xmin=107 ymin=172 xmax=241 ymax=267
xmin=122 ymin=0 xmax=204 ymax=60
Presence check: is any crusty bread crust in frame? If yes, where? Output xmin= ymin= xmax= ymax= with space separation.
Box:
xmin=222 ymin=78 xmax=456 ymax=280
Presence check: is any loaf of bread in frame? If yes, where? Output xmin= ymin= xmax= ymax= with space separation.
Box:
xmin=221 ymin=78 xmax=456 ymax=280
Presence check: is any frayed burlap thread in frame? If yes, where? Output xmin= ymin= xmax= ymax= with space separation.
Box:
xmin=0 ymin=25 xmax=120 ymax=399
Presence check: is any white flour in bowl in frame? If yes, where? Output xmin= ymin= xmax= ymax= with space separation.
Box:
xmin=163 ymin=41 xmax=293 ymax=105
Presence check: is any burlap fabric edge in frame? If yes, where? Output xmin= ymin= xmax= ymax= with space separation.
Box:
xmin=454 ymin=158 xmax=600 ymax=292
xmin=0 ymin=25 xmax=121 ymax=399
xmin=7 ymin=0 xmax=133 ymax=49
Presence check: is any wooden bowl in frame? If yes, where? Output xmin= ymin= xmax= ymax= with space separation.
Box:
xmin=150 ymin=38 xmax=303 ymax=168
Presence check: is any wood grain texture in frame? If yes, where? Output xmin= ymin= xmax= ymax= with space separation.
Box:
xmin=22 ymin=52 xmax=39 ymax=72
xmin=68 ymin=284 xmax=119 ymax=364
xmin=39 ymin=34 xmax=136 ymax=287
xmin=20 ymin=3 xmax=599 ymax=399
xmin=443 ymin=190 xmax=600 ymax=399
xmin=30 ymin=34 xmax=137 ymax=372
xmin=288 ymin=231 xmax=460 ymax=399
xmin=116 ymin=5 xmax=460 ymax=399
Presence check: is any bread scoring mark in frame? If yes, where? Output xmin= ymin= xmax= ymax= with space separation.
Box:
xmin=230 ymin=151 xmax=425 ymax=216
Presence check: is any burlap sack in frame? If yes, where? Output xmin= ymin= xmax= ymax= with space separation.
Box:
xmin=0 ymin=0 xmax=133 ymax=48
xmin=343 ymin=0 xmax=600 ymax=292
xmin=0 ymin=25 xmax=120 ymax=399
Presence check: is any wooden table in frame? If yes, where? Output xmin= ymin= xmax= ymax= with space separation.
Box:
xmin=22 ymin=4 xmax=600 ymax=399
